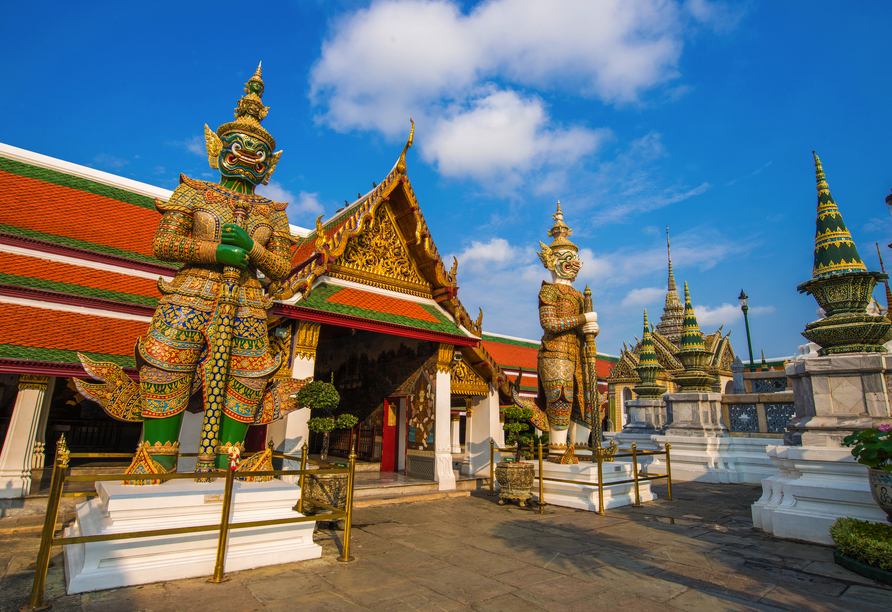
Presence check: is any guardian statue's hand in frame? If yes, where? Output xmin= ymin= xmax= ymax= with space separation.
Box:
xmin=221 ymin=224 xmax=254 ymax=252
xmin=215 ymin=244 xmax=249 ymax=269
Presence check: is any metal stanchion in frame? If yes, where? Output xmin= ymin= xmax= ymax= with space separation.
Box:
xmin=665 ymin=443 xmax=673 ymax=501
xmin=537 ymin=441 xmax=545 ymax=514
xmin=631 ymin=443 xmax=641 ymax=507
xmin=21 ymin=436 xmax=69 ymax=612
xmin=488 ymin=439 xmax=495 ymax=496
xmin=297 ymin=442 xmax=308 ymax=514
xmin=338 ymin=443 xmax=357 ymax=562
xmin=596 ymin=441 xmax=604 ymax=514
xmin=209 ymin=462 xmax=235 ymax=583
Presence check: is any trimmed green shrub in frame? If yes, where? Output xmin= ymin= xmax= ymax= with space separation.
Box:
xmin=830 ymin=517 xmax=892 ymax=571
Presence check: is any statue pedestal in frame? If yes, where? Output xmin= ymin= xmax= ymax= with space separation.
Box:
xmin=532 ymin=461 xmax=655 ymax=512
xmin=752 ymin=354 xmax=892 ymax=544
xmin=64 ymin=479 xmax=321 ymax=594
xmin=651 ymin=392 xmax=738 ymax=482
xmin=614 ymin=398 xmax=666 ymax=451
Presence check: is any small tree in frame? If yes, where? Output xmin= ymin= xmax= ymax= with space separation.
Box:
xmin=298 ymin=380 xmax=358 ymax=461
xmin=502 ymin=405 xmax=534 ymax=463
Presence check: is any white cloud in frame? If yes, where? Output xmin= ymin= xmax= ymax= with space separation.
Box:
xmin=621 ymin=287 xmax=666 ymax=308
xmin=310 ymin=0 xmax=692 ymax=185
xmin=422 ymin=89 xmax=608 ymax=183
xmin=684 ymin=0 xmax=747 ymax=34
xmin=256 ymin=183 xmax=325 ymax=224
xmin=170 ymin=135 xmax=205 ymax=157
xmin=694 ymin=302 xmax=775 ymax=328
xmin=92 ymin=153 xmax=129 ymax=169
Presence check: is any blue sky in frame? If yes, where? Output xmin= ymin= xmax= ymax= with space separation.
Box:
xmin=4 ymin=1 xmax=891 ymax=360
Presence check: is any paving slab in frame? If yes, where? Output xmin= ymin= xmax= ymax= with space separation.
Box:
xmin=1 ymin=482 xmax=890 ymax=612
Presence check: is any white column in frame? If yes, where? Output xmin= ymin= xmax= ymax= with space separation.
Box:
xmin=0 ymin=375 xmax=55 ymax=498
xmin=450 ymin=413 xmax=461 ymax=454
xmin=434 ymin=344 xmax=456 ymax=490
xmin=268 ymin=323 xmax=318 ymax=482
xmin=468 ymin=383 xmax=502 ymax=475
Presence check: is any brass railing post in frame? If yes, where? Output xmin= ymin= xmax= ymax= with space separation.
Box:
xmin=665 ymin=443 xmax=673 ymax=501
xmin=631 ymin=443 xmax=641 ymax=507
xmin=338 ymin=442 xmax=357 ymax=562
xmin=488 ymin=438 xmax=495 ymax=496
xmin=537 ymin=440 xmax=544 ymax=514
xmin=297 ymin=442 xmax=308 ymax=514
xmin=209 ymin=462 xmax=236 ymax=583
xmin=596 ymin=440 xmax=604 ymax=514
xmin=22 ymin=435 xmax=70 ymax=611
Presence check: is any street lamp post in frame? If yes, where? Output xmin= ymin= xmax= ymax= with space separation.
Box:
xmin=738 ymin=289 xmax=755 ymax=371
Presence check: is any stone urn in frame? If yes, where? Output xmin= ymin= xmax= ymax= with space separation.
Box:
xmin=495 ymin=461 xmax=535 ymax=507
xmin=867 ymin=468 xmax=892 ymax=523
xmin=301 ymin=471 xmax=349 ymax=529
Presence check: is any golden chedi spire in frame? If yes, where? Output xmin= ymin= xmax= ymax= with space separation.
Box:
xmin=679 ymin=281 xmax=706 ymax=352
xmin=656 ymin=227 xmax=684 ymax=344
xmin=633 ymin=309 xmax=667 ymax=399
xmin=811 ymin=152 xmax=866 ymax=279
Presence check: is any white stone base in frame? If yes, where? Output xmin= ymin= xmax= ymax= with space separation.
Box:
xmin=752 ymin=445 xmax=888 ymax=545
xmin=642 ymin=435 xmax=779 ymax=484
xmin=532 ymin=460 xmax=656 ymax=512
xmin=64 ymin=479 xmax=321 ymax=594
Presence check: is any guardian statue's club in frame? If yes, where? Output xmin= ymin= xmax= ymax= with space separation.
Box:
xmin=76 ymin=65 xmax=307 ymax=479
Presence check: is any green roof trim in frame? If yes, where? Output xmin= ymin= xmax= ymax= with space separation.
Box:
xmin=297 ymin=283 xmax=466 ymax=335
xmin=0 ymin=156 xmax=159 ymax=211
xmin=481 ymin=334 xmax=540 ymax=349
xmin=0 ymin=344 xmax=134 ymax=369
xmin=0 ymin=223 xmax=171 ymax=268
xmin=0 ymin=273 xmax=159 ymax=307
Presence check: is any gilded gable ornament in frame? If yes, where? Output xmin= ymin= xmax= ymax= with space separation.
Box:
xmin=333 ymin=203 xmax=429 ymax=295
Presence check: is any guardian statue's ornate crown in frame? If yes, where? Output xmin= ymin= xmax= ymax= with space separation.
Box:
xmin=538 ymin=201 xmax=578 ymax=271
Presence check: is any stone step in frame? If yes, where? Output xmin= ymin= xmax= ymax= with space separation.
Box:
xmin=354 ymin=490 xmax=471 ymax=508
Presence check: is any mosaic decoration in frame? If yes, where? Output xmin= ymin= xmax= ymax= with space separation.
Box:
xmin=797 ymin=153 xmax=892 ymax=355
xmin=633 ymin=310 xmax=666 ymax=399
xmin=450 ymin=358 xmax=488 ymax=396
xmin=674 ymin=282 xmax=715 ymax=392
xmin=75 ymin=66 xmax=313 ymax=480
xmin=753 ymin=378 xmax=788 ymax=393
xmin=408 ymin=370 xmax=434 ymax=450
xmin=766 ymin=403 xmax=796 ymax=434
xmin=729 ymin=404 xmax=759 ymax=433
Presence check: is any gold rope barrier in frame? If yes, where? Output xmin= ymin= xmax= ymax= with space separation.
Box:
xmin=20 ymin=438 xmax=355 ymax=611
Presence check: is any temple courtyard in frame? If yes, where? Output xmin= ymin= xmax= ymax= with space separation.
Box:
xmin=1 ymin=482 xmax=889 ymax=612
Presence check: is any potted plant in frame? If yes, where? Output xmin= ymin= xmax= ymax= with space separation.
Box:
xmin=298 ymin=380 xmax=359 ymax=461
xmin=830 ymin=517 xmax=892 ymax=585
xmin=842 ymin=423 xmax=892 ymax=522
xmin=297 ymin=379 xmax=358 ymax=526
xmin=495 ymin=405 xmax=536 ymax=507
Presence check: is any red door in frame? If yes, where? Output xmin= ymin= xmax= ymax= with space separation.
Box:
xmin=380 ymin=398 xmax=397 ymax=472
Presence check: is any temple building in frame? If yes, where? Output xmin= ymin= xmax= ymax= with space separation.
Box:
xmin=0 ymin=140 xmax=618 ymax=498
xmin=605 ymin=236 xmax=736 ymax=427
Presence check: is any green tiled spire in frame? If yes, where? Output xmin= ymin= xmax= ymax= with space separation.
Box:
xmin=638 ymin=310 xmax=659 ymax=367
xmin=812 ymin=152 xmax=867 ymax=279
xmin=679 ymin=282 xmax=705 ymax=352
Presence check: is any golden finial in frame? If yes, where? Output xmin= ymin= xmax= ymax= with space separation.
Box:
xmin=813 ymin=151 xmax=828 ymax=192
xmin=396 ymin=118 xmax=415 ymax=174
xmin=57 ymin=434 xmax=70 ymax=467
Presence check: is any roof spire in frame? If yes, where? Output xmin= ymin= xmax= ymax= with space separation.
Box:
xmin=656 ymin=226 xmax=684 ymax=344
xmin=667 ymin=227 xmax=677 ymax=292
xmin=811 ymin=152 xmax=866 ymax=279
xmin=679 ymin=281 xmax=706 ymax=352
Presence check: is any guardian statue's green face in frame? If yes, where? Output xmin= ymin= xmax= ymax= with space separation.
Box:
xmin=218 ymin=133 xmax=271 ymax=186
xmin=554 ymin=249 xmax=582 ymax=281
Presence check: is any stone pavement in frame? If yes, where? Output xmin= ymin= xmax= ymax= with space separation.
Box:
xmin=1 ymin=482 xmax=890 ymax=612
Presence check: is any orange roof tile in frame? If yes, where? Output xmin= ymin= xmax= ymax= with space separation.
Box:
xmin=0 ymin=170 xmax=158 ymax=258
xmin=325 ymin=287 xmax=440 ymax=323
xmin=482 ymin=339 xmax=539 ymax=370
xmin=0 ymin=251 xmax=160 ymax=298
xmin=0 ymin=303 xmax=148 ymax=356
